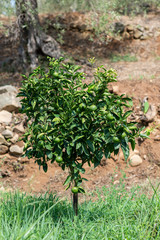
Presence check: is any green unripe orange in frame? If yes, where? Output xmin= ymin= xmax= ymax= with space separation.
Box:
xmin=71 ymin=187 xmax=79 ymax=194
xmin=53 ymin=72 xmax=59 ymax=78
xmin=106 ymin=113 xmax=114 ymax=120
xmin=113 ymin=136 xmax=120 ymax=143
xmin=121 ymin=132 xmax=127 ymax=138
xmin=88 ymin=105 xmax=97 ymax=111
xmin=54 ymin=137 xmax=61 ymax=143
xmin=55 ymin=156 xmax=63 ymax=163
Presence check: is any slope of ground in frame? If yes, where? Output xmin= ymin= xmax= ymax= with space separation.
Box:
xmin=0 ymin=12 xmax=160 ymax=198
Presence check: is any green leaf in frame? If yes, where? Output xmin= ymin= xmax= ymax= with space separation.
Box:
xmin=78 ymin=186 xmax=85 ymax=193
xmin=43 ymin=163 xmax=48 ymax=173
xmin=82 ymin=144 xmax=89 ymax=157
xmin=46 ymin=144 xmax=52 ymax=150
xmin=65 ymin=183 xmax=71 ymax=191
xmin=74 ymin=135 xmax=84 ymax=142
xmin=130 ymin=139 xmax=135 ymax=151
xmin=67 ymin=145 xmax=72 ymax=156
xmin=86 ymin=140 xmax=95 ymax=152
xmin=64 ymin=175 xmax=72 ymax=186
xmin=104 ymin=148 xmax=110 ymax=159
xmin=127 ymin=99 xmax=133 ymax=107
xmin=76 ymin=142 xmax=81 ymax=150
xmin=96 ymin=149 xmax=103 ymax=161
xmin=31 ymin=100 xmax=36 ymax=109
xmin=94 ymin=160 xmax=100 ymax=168
xmin=114 ymin=142 xmax=120 ymax=150
xmin=79 ymin=167 xmax=85 ymax=174
xmin=82 ymin=178 xmax=88 ymax=181
xmin=121 ymin=141 xmax=130 ymax=161
xmin=46 ymin=151 xmax=53 ymax=159
xmin=139 ymin=133 xmax=150 ymax=139
xmin=144 ymin=101 xmax=149 ymax=114
xmin=37 ymin=133 xmax=44 ymax=139
xmin=123 ymin=110 xmax=132 ymax=119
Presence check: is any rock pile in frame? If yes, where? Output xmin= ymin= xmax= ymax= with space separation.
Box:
xmin=114 ymin=22 xmax=151 ymax=40
xmin=0 ymin=85 xmax=25 ymax=157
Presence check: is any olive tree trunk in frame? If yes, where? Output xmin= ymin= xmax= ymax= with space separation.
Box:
xmin=16 ymin=0 xmax=61 ymax=70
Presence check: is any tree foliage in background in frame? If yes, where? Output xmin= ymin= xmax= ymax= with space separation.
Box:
xmin=1 ymin=0 xmax=160 ymax=16
xmin=37 ymin=0 xmax=160 ymax=14
xmin=0 ymin=0 xmax=15 ymax=16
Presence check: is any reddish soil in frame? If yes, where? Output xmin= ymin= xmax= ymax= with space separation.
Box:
xmin=0 ymin=12 xmax=160 ymax=198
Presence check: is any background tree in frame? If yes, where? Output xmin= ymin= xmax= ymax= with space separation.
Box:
xmin=16 ymin=0 xmax=61 ymax=70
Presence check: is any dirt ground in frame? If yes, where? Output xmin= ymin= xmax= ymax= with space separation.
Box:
xmin=0 ymin=12 xmax=160 ymax=198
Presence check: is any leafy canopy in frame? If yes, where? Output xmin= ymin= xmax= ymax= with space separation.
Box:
xmin=18 ymin=57 xmax=142 ymax=192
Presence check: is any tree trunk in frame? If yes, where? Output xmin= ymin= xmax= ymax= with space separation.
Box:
xmin=16 ymin=0 xmax=61 ymax=70
xmin=73 ymin=193 xmax=78 ymax=216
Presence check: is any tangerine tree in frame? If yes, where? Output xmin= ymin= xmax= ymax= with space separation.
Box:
xmin=18 ymin=57 xmax=145 ymax=215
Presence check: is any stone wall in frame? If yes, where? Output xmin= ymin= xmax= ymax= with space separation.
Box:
xmin=0 ymin=85 xmax=25 ymax=157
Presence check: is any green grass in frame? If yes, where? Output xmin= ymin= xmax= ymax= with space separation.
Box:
xmin=109 ymin=54 xmax=138 ymax=62
xmin=0 ymin=184 xmax=160 ymax=239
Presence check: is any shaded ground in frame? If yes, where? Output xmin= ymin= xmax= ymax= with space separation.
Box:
xmin=0 ymin=12 xmax=160 ymax=198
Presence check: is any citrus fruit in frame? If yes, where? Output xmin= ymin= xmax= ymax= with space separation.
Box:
xmin=71 ymin=187 xmax=79 ymax=194
xmin=113 ymin=136 xmax=120 ymax=143
xmin=116 ymin=100 xmax=121 ymax=104
xmin=88 ymin=105 xmax=97 ymax=111
xmin=121 ymin=132 xmax=126 ymax=138
xmin=55 ymin=156 xmax=63 ymax=163
xmin=54 ymin=137 xmax=61 ymax=143
xmin=53 ymin=72 xmax=59 ymax=78
xmin=106 ymin=113 xmax=114 ymax=120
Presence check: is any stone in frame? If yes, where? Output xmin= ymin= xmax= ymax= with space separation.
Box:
xmin=0 ymin=126 xmax=5 ymax=133
xmin=9 ymin=145 xmax=23 ymax=156
xmin=126 ymin=24 xmax=134 ymax=31
xmin=10 ymin=133 xmax=19 ymax=144
xmin=113 ymin=180 xmax=120 ymax=185
xmin=0 ymin=145 xmax=8 ymax=154
xmin=2 ymin=129 xmax=13 ymax=139
xmin=120 ymin=149 xmax=139 ymax=161
xmin=0 ymin=110 xmax=12 ymax=124
xmin=13 ymin=123 xmax=25 ymax=133
xmin=130 ymin=154 xmax=143 ymax=167
xmin=140 ymin=33 xmax=149 ymax=40
xmin=137 ymin=26 xmax=144 ymax=32
xmin=112 ymin=85 xmax=119 ymax=95
xmin=140 ymin=105 xmax=157 ymax=122
xmin=0 ymin=85 xmax=21 ymax=112
xmin=154 ymin=135 xmax=160 ymax=141
xmin=129 ymin=149 xmax=139 ymax=158
xmin=122 ymin=31 xmax=130 ymax=40
xmin=0 ymin=170 xmax=11 ymax=177
xmin=134 ymin=29 xmax=143 ymax=39
xmin=0 ymin=134 xmax=10 ymax=146
xmin=114 ymin=22 xmax=125 ymax=34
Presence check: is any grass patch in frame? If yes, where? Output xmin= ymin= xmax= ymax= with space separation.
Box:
xmin=109 ymin=54 xmax=138 ymax=62
xmin=0 ymin=184 xmax=160 ymax=239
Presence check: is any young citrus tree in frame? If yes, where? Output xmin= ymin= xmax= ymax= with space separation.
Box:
xmin=18 ymin=57 xmax=144 ymax=215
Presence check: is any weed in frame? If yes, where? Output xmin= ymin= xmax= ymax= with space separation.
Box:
xmin=110 ymin=54 xmax=138 ymax=62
